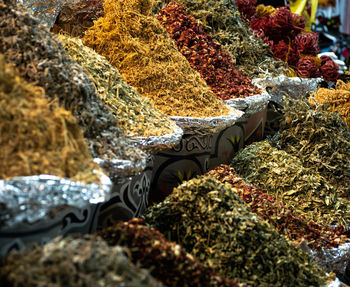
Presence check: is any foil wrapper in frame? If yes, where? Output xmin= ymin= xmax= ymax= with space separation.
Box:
xmin=0 ymin=173 xmax=111 ymax=228
xmin=128 ymin=125 xmax=184 ymax=153
xmin=94 ymin=156 xmax=147 ymax=182
xmin=310 ymin=242 xmax=350 ymax=278
xmin=170 ymin=106 xmax=244 ymax=135
xmin=253 ymin=76 xmax=323 ymax=106
xmin=16 ymin=0 xmax=76 ymax=27
xmin=224 ymin=91 xmax=271 ymax=117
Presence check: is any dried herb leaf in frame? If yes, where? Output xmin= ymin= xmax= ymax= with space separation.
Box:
xmin=143 ymin=176 xmax=328 ymax=286
xmin=83 ymin=0 xmax=229 ymax=118
xmin=59 ymin=34 xmax=176 ymax=138
xmin=0 ymin=235 xmax=163 ymax=287
xmin=231 ymin=141 xmax=350 ymax=227
xmin=0 ymin=54 xmax=100 ymax=183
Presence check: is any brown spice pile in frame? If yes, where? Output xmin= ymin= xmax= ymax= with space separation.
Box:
xmin=83 ymin=0 xmax=229 ymax=118
xmin=0 ymin=54 xmax=100 ymax=183
xmin=0 ymin=2 xmax=146 ymax=178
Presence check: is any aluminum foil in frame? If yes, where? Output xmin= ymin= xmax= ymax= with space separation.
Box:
xmin=224 ymin=91 xmax=271 ymax=117
xmin=16 ymin=0 xmax=77 ymax=27
xmin=94 ymin=156 xmax=147 ymax=182
xmin=0 ymin=173 xmax=111 ymax=228
xmin=170 ymin=105 xmax=244 ymax=135
xmin=252 ymin=76 xmax=323 ymax=106
xmin=128 ymin=125 xmax=184 ymax=152
xmin=310 ymin=242 xmax=350 ymax=278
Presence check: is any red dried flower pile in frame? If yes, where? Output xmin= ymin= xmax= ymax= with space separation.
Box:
xmin=207 ymin=165 xmax=349 ymax=250
xmin=236 ymin=2 xmax=339 ymax=81
xmin=156 ymin=1 xmax=260 ymax=100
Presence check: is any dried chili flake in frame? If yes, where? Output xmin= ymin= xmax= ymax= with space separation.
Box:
xmin=143 ymin=176 xmax=328 ymax=286
xmin=83 ymin=0 xmax=229 ymax=118
xmin=157 ymin=1 xmax=260 ymax=100
xmin=154 ymin=0 xmax=288 ymax=78
xmin=99 ymin=218 xmax=242 ymax=287
xmin=206 ymin=165 xmax=349 ymax=250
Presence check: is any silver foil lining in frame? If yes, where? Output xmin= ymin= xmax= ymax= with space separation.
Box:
xmin=128 ymin=125 xmax=184 ymax=151
xmin=310 ymin=242 xmax=350 ymax=278
xmin=170 ymin=105 xmax=244 ymax=135
xmin=224 ymin=91 xmax=271 ymax=116
xmin=16 ymin=0 xmax=76 ymax=27
xmin=0 ymin=173 xmax=111 ymax=228
xmin=94 ymin=156 xmax=147 ymax=182
xmin=252 ymin=76 xmax=322 ymax=106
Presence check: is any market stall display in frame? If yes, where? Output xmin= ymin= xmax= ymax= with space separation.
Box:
xmin=231 ymin=140 xmax=349 ymax=227
xmin=82 ymin=0 xmax=229 ymax=120
xmin=143 ymin=176 xmax=328 ymax=287
xmin=0 ymin=235 xmax=163 ymax=287
xmin=271 ymin=98 xmax=350 ymax=199
xmin=0 ymin=2 xmax=146 ymax=179
xmin=99 ymin=218 xmax=243 ymax=287
xmin=312 ymin=80 xmax=350 ymax=128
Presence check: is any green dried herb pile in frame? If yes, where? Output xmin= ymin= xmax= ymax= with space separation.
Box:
xmin=83 ymin=0 xmax=230 ymax=118
xmin=154 ymin=0 xmax=288 ymax=78
xmin=207 ymin=165 xmax=349 ymax=250
xmin=0 ymin=54 xmax=100 ymax=183
xmin=59 ymin=35 xmax=176 ymax=138
xmin=99 ymin=218 xmax=242 ymax=287
xmin=0 ymin=235 xmax=163 ymax=287
xmin=231 ymin=141 xmax=350 ymax=227
xmin=0 ymin=2 xmax=145 ymax=177
xmin=143 ymin=176 xmax=328 ymax=286
xmin=271 ymin=98 xmax=350 ymax=198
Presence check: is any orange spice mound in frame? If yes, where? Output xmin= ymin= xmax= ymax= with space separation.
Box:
xmin=83 ymin=0 xmax=229 ymax=118
xmin=312 ymin=80 xmax=350 ymax=128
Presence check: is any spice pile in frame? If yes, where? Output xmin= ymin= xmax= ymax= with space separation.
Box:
xmin=0 ymin=236 xmax=163 ymax=287
xmin=99 ymin=218 xmax=242 ymax=287
xmin=235 ymin=1 xmax=339 ymax=81
xmin=207 ymin=165 xmax=349 ymax=250
xmin=157 ymin=2 xmax=260 ymax=100
xmin=143 ymin=176 xmax=328 ymax=286
xmin=272 ymin=98 xmax=350 ymax=198
xmin=0 ymin=2 xmax=145 ymax=177
xmin=59 ymin=35 xmax=176 ymax=138
xmin=312 ymin=80 xmax=350 ymax=128
xmin=231 ymin=141 xmax=350 ymax=227
xmin=155 ymin=0 xmax=288 ymax=78
xmin=83 ymin=0 xmax=229 ymax=118
xmin=0 ymin=55 xmax=100 ymax=183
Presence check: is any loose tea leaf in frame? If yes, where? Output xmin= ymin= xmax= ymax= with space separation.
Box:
xmin=0 ymin=54 xmax=100 ymax=183
xmin=312 ymin=80 xmax=350 ymax=128
xmin=59 ymin=34 xmax=176 ymax=138
xmin=272 ymin=97 xmax=350 ymax=198
xmin=99 ymin=218 xmax=243 ymax=287
xmin=231 ymin=141 xmax=350 ymax=227
xmin=207 ymin=165 xmax=349 ymax=250
xmin=0 ymin=2 xmax=146 ymax=178
xmin=83 ymin=0 xmax=229 ymax=118
xmin=154 ymin=0 xmax=288 ymax=78
xmin=143 ymin=176 xmax=328 ymax=286
xmin=0 ymin=235 xmax=163 ymax=287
